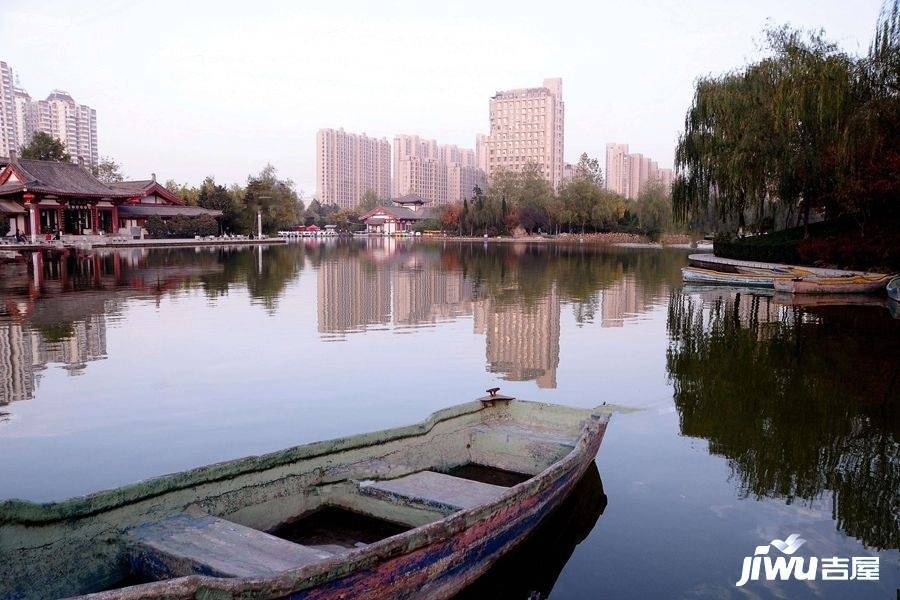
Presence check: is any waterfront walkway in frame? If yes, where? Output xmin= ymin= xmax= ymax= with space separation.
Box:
xmin=0 ymin=236 xmax=286 ymax=252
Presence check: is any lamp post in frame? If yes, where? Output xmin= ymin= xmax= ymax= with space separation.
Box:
xmin=257 ymin=195 xmax=272 ymax=239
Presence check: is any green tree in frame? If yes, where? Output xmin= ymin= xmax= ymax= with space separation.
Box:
xmin=460 ymin=198 xmax=469 ymax=236
xmin=304 ymin=198 xmax=323 ymax=226
xmin=591 ymin=190 xmax=628 ymax=231
xmin=358 ymin=189 xmax=387 ymax=213
xmin=198 ymin=176 xmax=241 ymax=233
xmin=93 ymin=156 xmax=125 ymax=183
xmin=472 ymin=184 xmax=504 ymax=235
xmin=558 ymin=177 xmax=599 ymax=233
xmin=673 ymin=5 xmax=899 ymax=236
xmin=838 ymin=0 xmax=900 ymax=226
xmin=20 ymin=131 xmax=70 ymax=162
xmin=145 ymin=215 xmax=167 ymax=238
xmin=164 ymin=180 xmax=200 ymax=206
xmin=635 ymin=183 xmax=672 ymax=240
xmin=327 ymin=208 xmax=360 ymax=232
xmin=241 ymin=164 xmax=302 ymax=234
xmin=145 ymin=214 xmax=219 ymax=238
xmin=516 ymin=163 xmax=553 ymax=233
xmin=413 ymin=218 xmax=443 ymax=233
xmin=574 ymin=152 xmax=603 ymax=187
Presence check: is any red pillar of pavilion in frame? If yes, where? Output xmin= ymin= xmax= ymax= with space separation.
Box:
xmin=23 ymin=193 xmax=37 ymax=241
xmin=111 ymin=203 xmax=120 ymax=235
xmin=91 ymin=204 xmax=99 ymax=234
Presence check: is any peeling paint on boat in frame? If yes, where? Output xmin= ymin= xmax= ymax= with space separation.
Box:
xmin=0 ymin=398 xmax=612 ymax=600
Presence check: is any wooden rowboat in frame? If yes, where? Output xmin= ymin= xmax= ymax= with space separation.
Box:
xmin=681 ymin=266 xmax=775 ymax=288
xmin=0 ymin=394 xmax=613 ymax=600
xmin=773 ymin=274 xmax=893 ymax=294
xmin=688 ymin=253 xmax=893 ymax=280
xmin=888 ymin=276 xmax=900 ymax=302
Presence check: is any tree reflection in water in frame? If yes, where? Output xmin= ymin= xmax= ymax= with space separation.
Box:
xmin=666 ymin=289 xmax=899 ymax=549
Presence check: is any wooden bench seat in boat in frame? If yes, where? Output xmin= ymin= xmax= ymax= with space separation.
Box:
xmin=126 ymin=514 xmax=334 ymax=579
xmin=468 ymin=423 xmax=577 ymax=474
xmin=358 ymin=471 xmax=508 ymax=514
xmin=472 ymin=423 xmax=578 ymax=447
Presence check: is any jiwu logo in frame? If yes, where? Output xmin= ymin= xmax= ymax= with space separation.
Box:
xmin=735 ymin=534 xmax=880 ymax=587
xmin=736 ymin=534 xmax=815 ymax=587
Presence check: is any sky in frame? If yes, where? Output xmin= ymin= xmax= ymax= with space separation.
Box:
xmin=0 ymin=0 xmax=885 ymax=196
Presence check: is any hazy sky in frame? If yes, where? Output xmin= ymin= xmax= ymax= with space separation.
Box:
xmin=1 ymin=0 xmax=884 ymax=195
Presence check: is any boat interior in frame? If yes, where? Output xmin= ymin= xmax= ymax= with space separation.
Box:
xmin=0 ymin=399 xmax=602 ymax=599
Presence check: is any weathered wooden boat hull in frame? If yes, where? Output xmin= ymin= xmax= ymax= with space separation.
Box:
xmin=773 ymin=275 xmax=892 ymax=294
xmin=687 ymin=253 xmax=888 ymax=279
xmin=886 ymin=276 xmax=900 ymax=301
xmin=286 ymin=434 xmax=601 ymax=600
xmin=681 ymin=266 xmax=774 ymax=288
xmin=0 ymin=398 xmax=611 ymax=600
xmin=456 ymin=461 xmax=606 ymax=598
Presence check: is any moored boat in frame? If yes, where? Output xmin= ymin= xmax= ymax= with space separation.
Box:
xmin=773 ymin=273 xmax=894 ymax=295
xmin=888 ymin=276 xmax=900 ymax=302
xmin=687 ymin=253 xmax=890 ymax=279
xmin=0 ymin=393 xmax=613 ymax=600
xmin=681 ymin=266 xmax=775 ymax=288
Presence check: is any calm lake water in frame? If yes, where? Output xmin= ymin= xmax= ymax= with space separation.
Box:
xmin=0 ymin=240 xmax=897 ymax=598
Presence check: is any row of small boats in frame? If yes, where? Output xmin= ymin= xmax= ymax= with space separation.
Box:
xmin=683 ymin=254 xmax=899 ymax=297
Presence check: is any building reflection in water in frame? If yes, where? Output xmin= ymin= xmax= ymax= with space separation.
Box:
xmin=316 ymin=257 xmax=391 ymax=334
xmin=599 ymin=274 xmax=655 ymax=328
xmin=0 ymin=247 xmax=227 ymax=405
xmin=314 ymin=240 xmax=678 ymax=389
xmin=0 ymin=316 xmax=107 ymax=404
xmin=1 ymin=240 xmax=677 ymax=403
xmin=473 ymin=284 xmax=560 ymax=388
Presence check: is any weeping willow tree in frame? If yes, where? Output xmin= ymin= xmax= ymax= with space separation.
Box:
xmin=838 ymin=0 xmax=900 ymax=228
xmin=671 ymin=61 xmax=779 ymax=231
xmin=673 ymin=0 xmax=899 ymax=234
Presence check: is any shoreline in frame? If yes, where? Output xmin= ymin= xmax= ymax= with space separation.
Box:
xmin=0 ymin=237 xmax=287 ymax=252
xmin=1 ymin=234 xmax=712 ymax=253
xmin=97 ymin=237 xmax=287 ymax=249
xmin=414 ymin=234 xmax=707 ymax=250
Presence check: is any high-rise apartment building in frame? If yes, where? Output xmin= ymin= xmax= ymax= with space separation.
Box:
xmin=0 ymin=61 xmax=16 ymax=158
xmin=627 ymin=153 xmax=648 ymax=199
xmin=34 ymin=91 xmax=99 ymax=167
xmin=605 ymin=142 xmax=673 ymax=199
xmin=658 ymin=168 xmax=675 ymax=191
xmin=13 ymin=86 xmax=35 ymax=151
xmin=483 ymin=77 xmax=565 ymax=189
xmin=316 ymin=128 xmax=391 ymax=209
xmin=605 ymin=143 xmax=630 ymax=196
xmin=475 ymin=133 xmax=489 ymax=174
xmin=0 ymin=60 xmax=99 ymax=167
xmin=393 ymin=134 xmax=484 ymax=205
